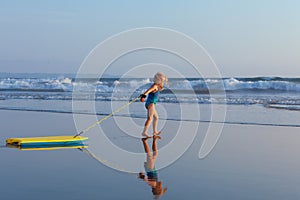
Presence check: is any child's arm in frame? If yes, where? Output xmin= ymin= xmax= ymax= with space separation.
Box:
xmin=140 ymin=85 xmax=158 ymax=101
xmin=144 ymin=85 xmax=158 ymax=95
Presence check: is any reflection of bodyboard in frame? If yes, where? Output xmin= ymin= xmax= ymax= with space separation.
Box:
xmin=6 ymin=136 xmax=88 ymax=147
xmin=6 ymin=144 xmax=88 ymax=151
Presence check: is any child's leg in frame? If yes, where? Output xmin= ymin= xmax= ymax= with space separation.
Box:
xmin=152 ymin=106 xmax=161 ymax=135
xmin=142 ymin=104 xmax=155 ymax=137
xmin=142 ymin=137 xmax=151 ymax=153
xmin=152 ymin=135 xmax=161 ymax=160
xmin=152 ymin=135 xmax=161 ymax=152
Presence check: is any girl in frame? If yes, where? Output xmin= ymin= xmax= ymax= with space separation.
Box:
xmin=140 ymin=72 xmax=168 ymax=138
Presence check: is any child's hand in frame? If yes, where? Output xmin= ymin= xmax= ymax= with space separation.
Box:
xmin=139 ymin=94 xmax=146 ymax=102
xmin=138 ymin=172 xmax=145 ymax=179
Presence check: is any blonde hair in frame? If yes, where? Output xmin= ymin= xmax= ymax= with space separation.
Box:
xmin=153 ymin=72 xmax=168 ymax=86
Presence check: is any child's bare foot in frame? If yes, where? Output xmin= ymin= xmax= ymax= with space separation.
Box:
xmin=153 ymin=131 xmax=161 ymax=136
xmin=142 ymin=132 xmax=151 ymax=138
xmin=153 ymin=135 xmax=162 ymax=140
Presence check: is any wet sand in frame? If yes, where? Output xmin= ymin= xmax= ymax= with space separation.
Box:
xmin=1 ymin=109 xmax=300 ymax=199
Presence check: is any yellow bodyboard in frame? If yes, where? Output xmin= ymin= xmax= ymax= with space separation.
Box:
xmin=6 ymin=136 xmax=88 ymax=146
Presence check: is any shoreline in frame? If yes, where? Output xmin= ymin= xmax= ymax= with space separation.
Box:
xmin=0 ymin=106 xmax=300 ymax=128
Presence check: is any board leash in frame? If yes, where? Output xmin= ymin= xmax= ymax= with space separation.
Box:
xmin=74 ymin=96 xmax=140 ymax=137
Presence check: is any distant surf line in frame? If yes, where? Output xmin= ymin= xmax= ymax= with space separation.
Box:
xmin=1 ymin=107 xmax=300 ymax=128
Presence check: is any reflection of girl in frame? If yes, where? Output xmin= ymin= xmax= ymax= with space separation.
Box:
xmin=139 ymin=136 xmax=167 ymax=199
xmin=140 ymin=72 xmax=168 ymax=138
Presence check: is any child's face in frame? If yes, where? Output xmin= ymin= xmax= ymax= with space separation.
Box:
xmin=158 ymin=82 xmax=164 ymax=90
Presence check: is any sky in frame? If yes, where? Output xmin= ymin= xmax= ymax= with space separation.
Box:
xmin=0 ymin=0 xmax=299 ymax=77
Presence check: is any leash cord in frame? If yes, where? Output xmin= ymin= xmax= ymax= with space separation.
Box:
xmin=74 ymin=97 xmax=140 ymax=137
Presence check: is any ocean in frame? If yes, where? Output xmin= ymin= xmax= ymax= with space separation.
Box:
xmin=0 ymin=73 xmax=300 ymax=127
xmin=1 ymin=74 xmax=300 ymax=105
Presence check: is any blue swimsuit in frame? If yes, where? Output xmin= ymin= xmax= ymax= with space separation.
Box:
xmin=145 ymin=90 xmax=159 ymax=109
xmin=144 ymin=162 xmax=158 ymax=181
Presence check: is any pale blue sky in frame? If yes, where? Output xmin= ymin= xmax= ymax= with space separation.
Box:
xmin=0 ymin=0 xmax=299 ymax=76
